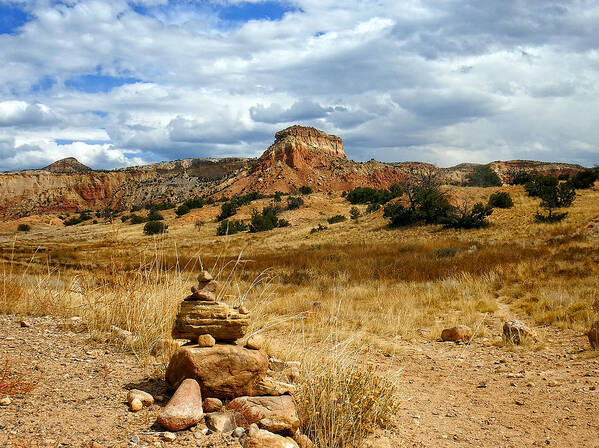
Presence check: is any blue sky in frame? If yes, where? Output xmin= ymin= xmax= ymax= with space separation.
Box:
xmin=0 ymin=0 xmax=598 ymax=170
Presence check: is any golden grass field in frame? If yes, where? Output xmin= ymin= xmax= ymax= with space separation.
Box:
xmin=1 ymin=183 xmax=598 ymax=446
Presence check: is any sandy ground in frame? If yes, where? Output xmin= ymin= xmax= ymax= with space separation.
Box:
xmin=1 ymin=304 xmax=597 ymax=448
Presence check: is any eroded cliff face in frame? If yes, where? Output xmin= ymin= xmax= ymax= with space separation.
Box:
xmin=0 ymin=158 xmax=251 ymax=217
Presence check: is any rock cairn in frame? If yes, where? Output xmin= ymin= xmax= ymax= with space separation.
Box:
xmin=157 ymin=270 xmax=310 ymax=447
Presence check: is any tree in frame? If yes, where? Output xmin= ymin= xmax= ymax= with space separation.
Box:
xmin=143 ymin=221 xmax=168 ymax=235
xmin=445 ymin=202 xmax=493 ymax=229
xmin=147 ymin=210 xmax=164 ymax=221
xmin=298 ymin=186 xmax=312 ymax=195
xmin=525 ymin=176 xmax=558 ymax=198
xmin=217 ymin=201 xmax=238 ymax=221
xmin=350 ymin=207 xmax=361 ymax=220
xmin=488 ymin=192 xmax=514 ymax=209
xmin=568 ymin=169 xmax=597 ymax=190
xmin=465 ymin=166 xmax=502 ymax=187
xmin=216 ymin=219 xmax=247 ymax=236
xmin=535 ymin=181 xmax=575 ymax=222
xmin=176 ymin=204 xmax=190 ymax=216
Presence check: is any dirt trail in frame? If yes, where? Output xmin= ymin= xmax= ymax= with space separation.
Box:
xmin=391 ymin=298 xmax=599 ymax=447
xmin=0 ymin=310 xmax=598 ymax=448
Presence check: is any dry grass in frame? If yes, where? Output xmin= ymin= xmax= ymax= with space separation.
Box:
xmin=1 ymin=184 xmax=599 ymax=447
xmin=0 ymin=359 xmax=37 ymax=397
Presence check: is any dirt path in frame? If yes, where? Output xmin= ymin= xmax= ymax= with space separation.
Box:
xmin=1 ymin=311 xmax=598 ymax=448
xmin=391 ymin=299 xmax=599 ymax=447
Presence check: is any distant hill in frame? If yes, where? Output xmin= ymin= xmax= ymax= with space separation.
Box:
xmin=0 ymin=126 xmax=587 ymax=218
xmin=43 ymin=157 xmax=92 ymax=174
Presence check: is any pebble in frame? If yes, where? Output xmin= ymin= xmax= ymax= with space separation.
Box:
xmin=129 ymin=398 xmax=143 ymax=412
xmin=245 ymin=334 xmax=264 ymax=350
xmin=161 ymin=432 xmax=176 ymax=442
xmin=20 ymin=320 xmax=31 ymax=328
xmin=0 ymin=397 xmax=12 ymax=406
xmin=233 ymin=427 xmax=245 ymax=438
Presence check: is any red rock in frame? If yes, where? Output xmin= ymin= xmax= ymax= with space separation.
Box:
xmin=440 ymin=325 xmax=473 ymax=342
xmin=156 ymin=379 xmax=203 ymax=431
xmin=227 ymin=395 xmax=300 ymax=433
xmin=166 ymin=344 xmax=268 ymax=399
xmin=203 ymin=397 xmax=223 ymax=413
xmin=240 ymin=424 xmax=299 ymax=448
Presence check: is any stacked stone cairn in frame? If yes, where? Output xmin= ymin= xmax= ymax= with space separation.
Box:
xmin=156 ymin=270 xmax=313 ymax=448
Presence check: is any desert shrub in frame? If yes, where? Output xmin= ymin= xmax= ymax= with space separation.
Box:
xmin=534 ymin=181 xmax=576 ymax=222
xmin=346 ymin=187 xmax=393 ymax=205
xmin=63 ymin=211 xmax=92 ymax=226
xmin=184 ymin=198 xmax=205 ymax=209
xmin=143 ymin=221 xmax=168 ymax=235
xmin=465 ymin=165 xmax=502 ymax=187
xmin=365 ymin=203 xmax=380 ymax=214
xmin=350 ymin=207 xmax=361 ymax=220
xmin=507 ymin=169 xmax=534 ymax=185
xmin=249 ymin=206 xmax=288 ymax=233
xmin=383 ymin=204 xmax=416 ymax=227
xmin=298 ymin=186 xmax=312 ymax=195
xmin=310 ymin=224 xmax=328 ymax=233
xmin=130 ymin=204 xmax=142 ymax=212
xmin=287 ymin=196 xmax=304 ymax=210
xmin=175 ymin=204 xmax=190 ymax=216
xmin=488 ymin=191 xmax=513 ymax=209
xmin=120 ymin=215 xmax=130 ymax=223
xmin=216 ymin=219 xmax=247 ymax=236
xmin=194 ymin=220 xmax=204 ymax=231
xmin=129 ymin=214 xmax=146 ymax=225
xmin=297 ymin=359 xmax=399 ymax=448
xmin=534 ymin=212 xmax=568 ymax=223
xmin=92 ymin=219 xmax=98 ymax=224
xmin=525 ymin=176 xmax=558 ymax=198
xmin=277 ymin=218 xmax=290 ymax=227
xmin=273 ymin=191 xmax=283 ymax=202
xmin=568 ymin=169 xmax=597 ymax=189
xmin=444 ymin=203 xmax=493 ymax=229
xmin=17 ymin=224 xmax=30 ymax=232
xmin=557 ymin=173 xmax=571 ymax=181
xmin=327 ymin=215 xmax=346 ymax=224
xmin=217 ymin=201 xmax=238 ymax=221
xmin=147 ymin=210 xmax=164 ymax=221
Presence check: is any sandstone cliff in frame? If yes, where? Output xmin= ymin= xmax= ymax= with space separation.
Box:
xmin=0 ymin=125 xmax=587 ymax=219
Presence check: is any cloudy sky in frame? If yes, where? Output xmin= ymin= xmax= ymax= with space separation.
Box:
xmin=1 ymin=0 xmax=598 ymax=171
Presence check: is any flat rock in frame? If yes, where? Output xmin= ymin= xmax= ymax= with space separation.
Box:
xmin=197 ymin=271 xmax=213 ymax=283
xmin=503 ymin=320 xmax=539 ymax=344
xmin=227 ymin=395 xmax=300 ymax=434
xmin=588 ymin=320 xmax=599 ymax=349
xmin=240 ymin=424 xmax=299 ymax=448
xmin=441 ymin=325 xmax=473 ymax=342
xmin=172 ymin=301 xmax=249 ymax=341
xmin=205 ymin=411 xmax=237 ymax=433
xmin=156 ymin=378 xmax=203 ymax=431
xmin=253 ymin=376 xmax=296 ymax=396
xmin=166 ymin=344 xmax=268 ymax=399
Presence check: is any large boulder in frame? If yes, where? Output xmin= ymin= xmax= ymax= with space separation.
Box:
xmin=227 ymin=395 xmax=300 ymax=434
xmin=156 ymin=379 xmax=203 ymax=431
xmin=503 ymin=320 xmax=539 ymax=344
xmin=166 ymin=344 xmax=268 ymax=399
xmin=588 ymin=320 xmax=599 ymax=349
xmin=172 ymin=301 xmax=250 ymax=342
xmin=240 ymin=424 xmax=299 ymax=448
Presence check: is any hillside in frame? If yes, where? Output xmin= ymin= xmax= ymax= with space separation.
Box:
xmin=0 ymin=125 xmax=585 ymax=218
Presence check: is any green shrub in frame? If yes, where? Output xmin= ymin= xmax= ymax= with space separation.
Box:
xmin=147 ymin=210 xmax=164 ymax=221
xmin=287 ymin=196 xmax=304 ymax=210
xmin=350 ymin=207 xmax=361 ymax=220
xmin=298 ymin=186 xmax=313 ymax=195
xmin=525 ymin=176 xmax=558 ymax=198
xmin=383 ymin=204 xmax=415 ymax=227
xmin=143 ymin=221 xmax=168 ymax=235
xmin=488 ymin=191 xmax=514 ymax=209
xmin=216 ymin=220 xmax=247 ymax=236
xmin=534 ymin=212 xmax=568 ymax=223
xmin=120 ymin=215 xmax=130 ymax=223
xmin=346 ymin=187 xmax=393 ymax=205
xmin=327 ymin=215 xmax=346 ymax=224
xmin=568 ymin=169 xmax=597 ymax=189
xmin=175 ymin=204 xmax=190 ymax=216
xmin=465 ymin=165 xmax=502 ymax=187
xmin=249 ymin=206 xmax=288 ymax=233
xmin=145 ymin=201 xmax=175 ymax=211
xmin=63 ymin=211 xmax=92 ymax=226
xmin=184 ymin=198 xmax=205 ymax=209
xmin=444 ymin=203 xmax=493 ymax=229
xmin=534 ymin=181 xmax=575 ymax=222
xmin=273 ymin=191 xmax=283 ymax=202
xmin=217 ymin=201 xmax=238 ymax=221
xmin=17 ymin=224 xmax=30 ymax=232
xmin=129 ymin=214 xmax=146 ymax=225
xmin=365 ymin=203 xmax=380 ymax=214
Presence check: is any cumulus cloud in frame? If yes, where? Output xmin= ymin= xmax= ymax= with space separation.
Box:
xmin=0 ymin=0 xmax=597 ymax=169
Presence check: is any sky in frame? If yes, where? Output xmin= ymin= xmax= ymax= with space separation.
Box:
xmin=1 ymin=0 xmax=598 ymax=171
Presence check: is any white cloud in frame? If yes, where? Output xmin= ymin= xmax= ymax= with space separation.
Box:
xmin=0 ymin=0 xmax=597 ymax=170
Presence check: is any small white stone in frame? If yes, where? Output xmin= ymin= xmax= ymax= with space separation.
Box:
xmin=0 ymin=397 xmax=12 ymax=406
xmin=161 ymin=432 xmax=176 ymax=442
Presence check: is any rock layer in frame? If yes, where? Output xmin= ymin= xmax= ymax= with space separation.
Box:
xmin=172 ymin=300 xmax=250 ymax=342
